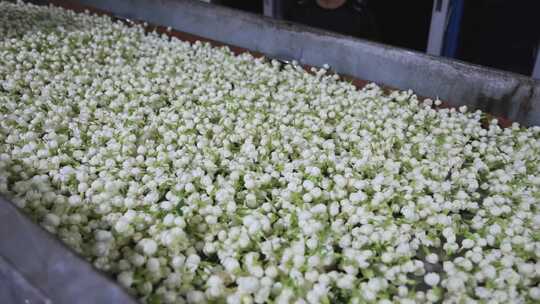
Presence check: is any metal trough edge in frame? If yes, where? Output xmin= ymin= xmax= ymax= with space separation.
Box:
xmin=0 ymin=196 xmax=138 ymax=304
xmin=64 ymin=0 xmax=540 ymax=126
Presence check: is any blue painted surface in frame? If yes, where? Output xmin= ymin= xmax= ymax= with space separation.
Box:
xmin=443 ymin=0 xmax=464 ymax=58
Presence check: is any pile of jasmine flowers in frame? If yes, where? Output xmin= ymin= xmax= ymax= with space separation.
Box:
xmin=1 ymin=1 xmax=540 ymax=303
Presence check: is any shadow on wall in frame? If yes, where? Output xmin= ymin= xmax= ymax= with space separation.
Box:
xmin=216 ymin=0 xmax=435 ymax=52
xmin=217 ymin=0 xmax=263 ymax=14
xmin=458 ymin=0 xmax=540 ymax=76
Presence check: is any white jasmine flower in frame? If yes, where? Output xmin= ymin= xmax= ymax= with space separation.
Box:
xmin=237 ymin=276 xmax=259 ymax=294
xmin=1 ymin=2 xmax=539 ymax=303
xmin=138 ymin=239 xmax=158 ymax=256
xmin=530 ymin=287 xmax=540 ymax=300
xmin=424 ymin=273 xmax=440 ymax=286
xmin=117 ymin=271 xmax=134 ymax=288
xmin=426 ymin=253 xmax=439 ymax=264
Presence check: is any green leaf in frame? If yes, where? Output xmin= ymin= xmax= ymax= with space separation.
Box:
xmin=361 ymin=268 xmax=374 ymax=279
xmin=175 ymin=199 xmax=184 ymax=216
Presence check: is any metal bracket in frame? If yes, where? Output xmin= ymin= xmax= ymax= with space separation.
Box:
xmin=427 ymin=0 xmax=451 ymax=56
xmin=263 ymin=0 xmax=284 ymax=19
xmin=533 ymin=42 xmax=540 ymax=80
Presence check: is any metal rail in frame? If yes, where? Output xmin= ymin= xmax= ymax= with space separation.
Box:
xmin=427 ymin=0 xmax=450 ymax=56
xmin=533 ymin=43 xmax=540 ymax=80
xmin=263 ymin=0 xmax=284 ymax=19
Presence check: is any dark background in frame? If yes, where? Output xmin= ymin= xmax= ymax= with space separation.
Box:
xmin=217 ymin=0 xmax=540 ymax=76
